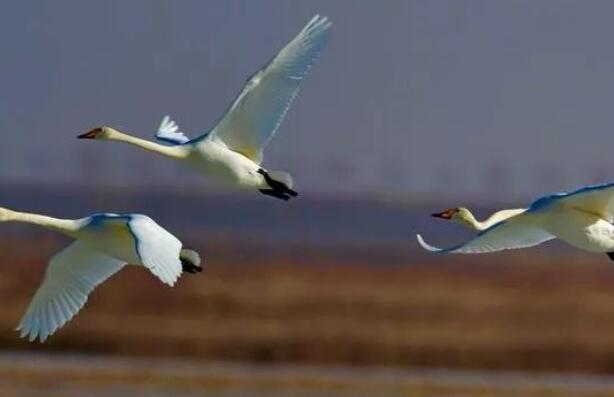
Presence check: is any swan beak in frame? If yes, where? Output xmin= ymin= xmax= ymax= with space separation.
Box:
xmin=78 ymin=128 xmax=102 ymax=139
xmin=431 ymin=209 xmax=454 ymax=220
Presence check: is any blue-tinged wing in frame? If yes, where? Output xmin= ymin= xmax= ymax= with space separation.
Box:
xmin=529 ymin=182 xmax=614 ymax=222
xmin=209 ymin=15 xmax=332 ymax=163
xmin=17 ymin=241 xmax=125 ymax=342
xmin=154 ymin=115 xmax=190 ymax=145
xmin=417 ymin=215 xmax=554 ymax=254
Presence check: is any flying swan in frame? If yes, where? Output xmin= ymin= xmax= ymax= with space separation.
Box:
xmin=0 ymin=207 xmax=202 ymax=342
xmin=417 ymin=182 xmax=614 ymax=260
xmin=78 ymin=15 xmax=333 ymax=201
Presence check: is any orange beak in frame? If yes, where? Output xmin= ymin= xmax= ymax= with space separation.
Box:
xmin=431 ymin=209 xmax=455 ymax=219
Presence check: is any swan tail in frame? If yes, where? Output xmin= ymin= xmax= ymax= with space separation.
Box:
xmin=180 ymin=249 xmax=203 ymax=274
xmin=268 ymin=171 xmax=294 ymax=190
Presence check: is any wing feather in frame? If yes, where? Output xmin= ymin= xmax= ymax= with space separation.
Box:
xmin=17 ymin=241 xmax=125 ymax=342
xmin=154 ymin=115 xmax=190 ymax=145
xmin=417 ymin=215 xmax=554 ymax=254
xmin=128 ymin=215 xmax=183 ymax=286
xmin=534 ymin=182 xmax=614 ymax=222
xmin=208 ymin=15 xmax=332 ymax=163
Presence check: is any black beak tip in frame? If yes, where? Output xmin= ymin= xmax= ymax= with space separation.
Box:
xmin=77 ymin=128 xmax=101 ymax=139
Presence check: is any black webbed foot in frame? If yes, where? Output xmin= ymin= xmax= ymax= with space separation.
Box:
xmin=259 ymin=189 xmax=292 ymax=201
xmin=257 ymin=169 xmax=298 ymax=201
xmin=181 ymin=257 xmax=203 ymax=274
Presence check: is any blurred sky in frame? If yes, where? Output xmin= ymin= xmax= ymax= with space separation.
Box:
xmin=3 ymin=0 xmax=614 ymax=201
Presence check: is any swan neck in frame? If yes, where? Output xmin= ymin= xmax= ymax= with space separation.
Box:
xmin=0 ymin=208 xmax=80 ymax=236
xmin=463 ymin=211 xmax=485 ymax=231
xmin=105 ymin=128 xmax=187 ymax=159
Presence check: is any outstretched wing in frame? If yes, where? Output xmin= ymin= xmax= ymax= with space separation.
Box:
xmin=128 ymin=215 xmax=183 ymax=286
xmin=209 ymin=15 xmax=332 ymax=163
xmin=17 ymin=241 xmax=125 ymax=342
xmin=533 ymin=182 xmax=614 ymax=222
xmin=480 ymin=208 xmax=527 ymax=229
xmin=417 ymin=215 xmax=554 ymax=254
xmin=154 ymin=115 xmax=190 ymax=145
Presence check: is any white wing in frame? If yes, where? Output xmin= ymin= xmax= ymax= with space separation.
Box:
xmin=480 ymin=208 xmax=527 ymax=229
xmin=417 ymin=215 xmax=555 ymax=254
xmin=538 ymin=182 xmax=614 ymax=222
xmin=128 ymin=215 xmax=183 ymax=286
xmin=17 ymin=241 xmax=125 ymax=343
xmin=154 ymin=115 xmax=190 ymax=145
xmin=209 ymin=15 xmax=332 ymax=163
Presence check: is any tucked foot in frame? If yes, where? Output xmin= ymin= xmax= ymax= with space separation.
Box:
xmin=181 ymin=258 xmax=203 ymax=274
xmin=180 ymin=249 xmax=203 ymax=274
xmin=257 ymin=169 xmax=298 ymax=201
xmin=259 ymin=189 xmax=292 ymax=201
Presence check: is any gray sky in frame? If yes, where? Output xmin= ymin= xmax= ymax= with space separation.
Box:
xmin=3 ymin=0 xmax=614 ymax=201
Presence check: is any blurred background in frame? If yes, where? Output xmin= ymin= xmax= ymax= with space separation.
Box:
xmin=3 ymin=0 xmax=614 ymax=396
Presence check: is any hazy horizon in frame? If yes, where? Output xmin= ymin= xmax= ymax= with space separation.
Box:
xmin=3 ymin=1 xmax=614 ymax=201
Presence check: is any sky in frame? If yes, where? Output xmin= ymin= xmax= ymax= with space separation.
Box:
xmin=3 ymin=0 xmax=614 ymax=201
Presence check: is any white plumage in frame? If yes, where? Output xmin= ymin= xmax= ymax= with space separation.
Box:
xmin=418 ymin=182 xmax=614 ymax=257
xmin=207 ymin=14 xmax=333 ymax=163
xmin=0 ymin=208 xmax=201 ymax=342
xmin=17 ymin=242 xmax=125 ymax=342
xmin=156 ymin=115 xmax=189 ymax=145
xmin=81 ymin=15 xmax=332 ymax=201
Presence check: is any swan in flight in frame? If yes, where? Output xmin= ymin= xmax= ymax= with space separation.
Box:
xmin=417 ymin=182 xmax=614 ymax=260
xmin=78 ymin=15 xmax=332 ymax=201
xmin=0 ymin=207 xmax=202 ymax=342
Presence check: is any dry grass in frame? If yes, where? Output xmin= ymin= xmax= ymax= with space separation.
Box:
xmin=2 ymin=236 xmax=614 ymax=374
xmin=2 ymin=354 xmax=614 ymax=397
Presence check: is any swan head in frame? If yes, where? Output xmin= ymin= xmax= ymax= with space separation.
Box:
xmin=78 ymin=127 xmax=114 ymax=140
xmin=431 ymin=207 xmax=474 ymax=227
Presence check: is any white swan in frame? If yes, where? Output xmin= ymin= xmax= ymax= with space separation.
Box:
xmin=417 ymin=182 xmax=614 ymax=259
xmin=0 ymin=207 xmax=202 ymax=342
xmin=78 ymin=15 xmax=333 ymax=201
xmin=430 ymin=207 xmax=526 ymax=231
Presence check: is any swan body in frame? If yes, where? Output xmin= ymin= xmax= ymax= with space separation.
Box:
xmin=0 ymin=207 xmax=202 ymax=342
xmin=418 ymin=182 xmax=614 ymax=258
xmin=183 ymin=135 xmax=265 ymax=188
xmin=79 ymin=15 xmax=332 ymax=201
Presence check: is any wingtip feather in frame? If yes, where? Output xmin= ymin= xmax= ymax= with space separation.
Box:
xmin=416 ymin=234 xmax=445 ymax=253
xmin=303 ymin=14 xmax=332 ymax=36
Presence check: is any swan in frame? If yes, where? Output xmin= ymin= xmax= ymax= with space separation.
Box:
xmin=78 ymin=15 xmax=333 ymax=201
xmin=0 ymin=207 xmax=202 ymax=342
xmin=417 ymin=182 xmax=614 ymax=260
xmin=430 ymin=207 xmax=526 ymax=231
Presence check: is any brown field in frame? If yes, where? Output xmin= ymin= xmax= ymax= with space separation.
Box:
xmin=2 ymin=235 xmax=614 ymax=377
xmin=5 ymin=353 xmax=614 ymax=397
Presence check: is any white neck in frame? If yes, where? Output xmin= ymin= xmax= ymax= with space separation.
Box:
xmin=463 ymin=208 xmax=526 ymax=231
xmin=460 ymin=211 xmax=485 ymax=231
xmin=104 ymin=128 xmax=189 ymax=159
xmin=0 ymin=208 xmax=81 ymax=237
